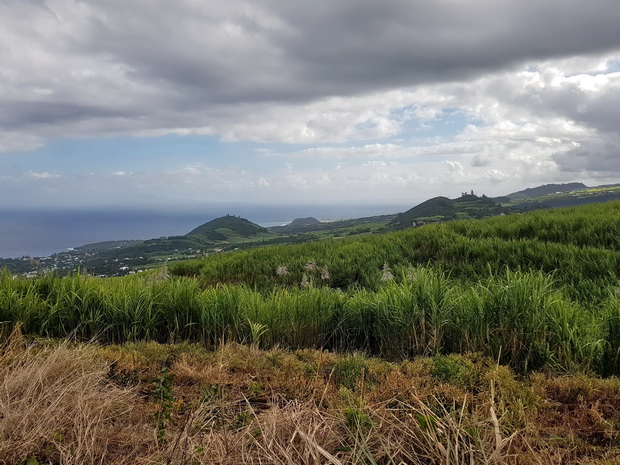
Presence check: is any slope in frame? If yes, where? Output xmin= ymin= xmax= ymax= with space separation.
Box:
xmin=186 ymin=214 xmax=270 ymax=240
xmin=390 ymin=194 xmax=509 ymax=229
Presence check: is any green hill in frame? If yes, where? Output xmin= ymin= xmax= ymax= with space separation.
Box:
xmin=186 ymin=215 xmax=269 ymax=239
xmin=485 ymin=182 xmax=620 ymax=211
xmin=290 ymin=217 xmax=321 ymax=226
xmin=390 ymin=194 xmax=508 ymax=229
xmin=513 ymin=191 xmax=620 ymax=210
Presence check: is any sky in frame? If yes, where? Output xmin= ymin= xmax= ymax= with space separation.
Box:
xmin=1 ymin=0 xmax=620 ymax=212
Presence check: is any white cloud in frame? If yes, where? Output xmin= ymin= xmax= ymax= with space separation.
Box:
xmin=1 ymin=1 xmax=620 ymax=209
xmin=256 ymin=177 xmax=271 ymax=187
xmin=26 ymin=171 xmax=60 ymax=180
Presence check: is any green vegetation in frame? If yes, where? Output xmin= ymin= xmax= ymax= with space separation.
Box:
xmin=504 ymin=183 xmax=620 ymax=210
xmin=1 ymin=212 xmax=396 ymax=277
xmin=3 ymin=200 xmax=620 ymax=463
xmin=5 ymin=182 xmax=620 ymax=280
xmin=186 ymin=214 xmax=270 ymax=238
xmin=390 ymin=193 xmax=509 ymax=228
xmin=1 ymin=267 xmax=617 ymax=375
xmin=289 ymin=216 xmax=321 ymax=226
xmin=170 ymin=201 xmax=620 ymax=304
xmin=2 ymin=201 xmax=620 ymax=376
xmin=505 ymin=182 xmax=588 ymax=200
xmin=269 ymin=213 xmax=395 ymax=235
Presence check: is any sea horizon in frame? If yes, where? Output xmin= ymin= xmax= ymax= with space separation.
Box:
xmin=0 ymin=203 xmax=410 ymax=259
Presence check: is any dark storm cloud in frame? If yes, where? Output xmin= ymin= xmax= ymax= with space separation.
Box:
xmin=274 ymin=1 xmax=620 ymax=93
xmin=1 ymin=0 xmax=620 ymax=147
xmin=73 ymin=0 xmax=620 ymax=104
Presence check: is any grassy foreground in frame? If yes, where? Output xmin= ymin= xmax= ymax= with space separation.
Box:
xmin=2 ymin=332 xmax=619 ymax=465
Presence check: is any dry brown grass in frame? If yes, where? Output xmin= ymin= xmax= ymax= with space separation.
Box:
xmin=0 ymin=331 xmax=154 ymax=464
xmin=1 ymin=335 xmax=619 ymax=464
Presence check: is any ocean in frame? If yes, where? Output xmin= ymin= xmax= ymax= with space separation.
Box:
xmin=0 ymin=204 xmax=408 ymax=258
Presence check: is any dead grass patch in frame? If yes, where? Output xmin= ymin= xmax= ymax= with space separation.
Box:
xmin=2 ymin=336 xmax=620 ymax=464
xmin=0 ymin=333 xmax=154 ymax=464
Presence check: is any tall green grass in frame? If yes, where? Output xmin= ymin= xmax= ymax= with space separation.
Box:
xmin=1 ymin=268 xmax=617 ymax=375
xmin=602 ymin=292 xmax=620 ymax=376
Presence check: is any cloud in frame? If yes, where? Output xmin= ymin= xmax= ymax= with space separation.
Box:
xmin=471 ymin=155 xmax=491 ymax=167
xmin=1 ymin=0 xmax=620 ymax=210
xmin=445 ymin=62 xmax=620 ymax=176
xmin=263 ymin=141 xmax=484 ymax=160
xmin=1 ymin=0 xmax=620 ymax=150
xmin=553 ymin=136 xmax=620 ymax=174
xmin=26 ymin=171 xmax=61 ymax=180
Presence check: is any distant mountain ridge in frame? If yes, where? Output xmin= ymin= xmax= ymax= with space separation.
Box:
xmin=503 ymin=182 xmax=620 ymax=210
xmin=506 ymin=182 xmax=587 ymax=200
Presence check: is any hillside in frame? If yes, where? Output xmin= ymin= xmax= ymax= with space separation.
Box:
xmin=389 ymin=193 xmax=509 ymax=229
xmin=506 ymin=182 xmax=587 ymax=200
xmin=171 ymin=200 xmax=620 ymax=302
xmin=506 ymin=184 xmax=620 ymax=210
xmin=186 ymin=214 xmax=269 ymax=239
xmin=289 ymin=216 xmax=320 ymax=226
xmin=4 ymin=200 xmax=620 ymax=464
xmin=269 ymin=213 xmax=395 ymax=235
xmin=6 ymin=200 xmax=620 ymax=377
xmin=7 ymin=200 xmax=620 ymax=365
